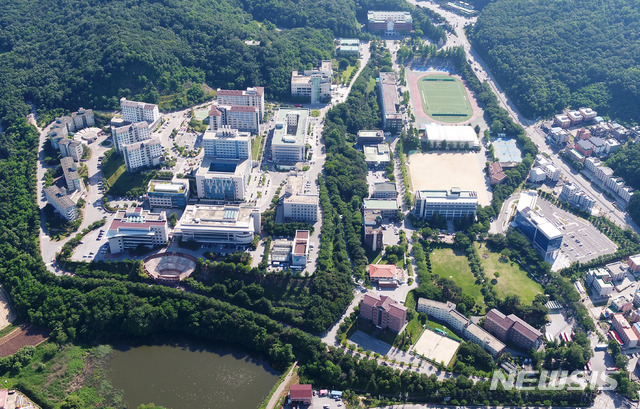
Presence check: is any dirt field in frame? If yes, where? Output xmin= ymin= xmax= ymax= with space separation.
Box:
xmin=413 ymin=329 xmax=460 ymax=366
xmin=0 ymin=287 xmax=16 ymax=330
xmin=0 ymin=325 xmax=49 ymax=357
xmin=407 ymin=151 xmax=492 ymax=206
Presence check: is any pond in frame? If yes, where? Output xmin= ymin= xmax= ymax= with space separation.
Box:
xmin=109 ymin=339 xmax=280 ymax=409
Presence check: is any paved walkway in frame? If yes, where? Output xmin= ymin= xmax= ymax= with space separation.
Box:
xmin=266 ymin=361 xmax=297 ymax=409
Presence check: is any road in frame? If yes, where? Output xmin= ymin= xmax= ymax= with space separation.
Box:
xmin=409 ymin=0 xmax=639 ymax=235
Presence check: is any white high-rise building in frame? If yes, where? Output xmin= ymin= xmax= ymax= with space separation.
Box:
xmin=203 ymin=127 xmax=251 ymax=160
xmin=217 ymin=87 xmax=265 ymax=120
xmin=112 ymin=121 xmax=152 ymax=152
xmin=123 ymin=139 xmax=163 ymax=172
xmin=283 ymin=173 xmax=318 ymax=222
xmin=106 ymin=208 xmax=168 ymax=254
xmin=291 ymin=61 xmax=332 ymax=104
xmin=120 ymin=97 xmax=160 ymax=124
xmin=271 ymin=108 xmax=309 ymax=163
xmin=208 ymin=105 xmax=260 ymax=134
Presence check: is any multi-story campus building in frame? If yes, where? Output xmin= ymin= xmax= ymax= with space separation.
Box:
xmin=106 ymin=208 xmax=168 ymax=254
xmin=421 ymin=125 xmax=479 ymax=149
xmin=559 ymin=182 xmax=596 ymax=212
xmin=364 ymin=144 xmax=391 ymax=168
xmin=414 ymin=188 xmax=478 ymax=220
xmin=363 ymin=209 xmax=383 ymax=252
xmin=147 ymin=179 xmax=190 ymax=209
xmin=367 ymin=11 xmax=413 ymax=34
xmin=272 ymin=108 xmax=309 ymax=163
xmin=47 ymin=108 xmax=95 ymax=149
xmin=209 ymin=105 xmax=260 ymax=134
xmin=292 ymin=230 xmax=310 ymax=268
xmin=112 ymin=121 xmax=153 ymax=153
xmin=70 ymin=108 xmax=95 ymax=130
xmin=123 ymin=138 xmax=163 ymax=172
xmin=202 ymin=127 xmax=251 ymax=160
xmin=372 ymin=182 xmax=398 ymax=199
xmin=585 ymin=268 xmax=615 ymax=297
xmin=378 ymin=72 xmax=402 ymax=131
xmin=217 ymin=87 xmax=265 ymax=120
xmin=360 ymin=293 xmax=407 ymax=333
xmin=174 ymin=204 xmax=261 ymax=244
xmin=357 ymin=130 xmax=385 ymax=145
xmin=612 ymin=313 xmax=639 ymax=348
xmin=368 ymin=264 xmax=403 ymax=288
xmin=291 ymin=61 xmax=332 ymax=104
xmin=283 ymin=173 xmax=318 ymax=222
xmin=44 ymin=186 xmax=78 ymax=221
xmin=60 ymin=157 xmax=84 ymax=193
xmin=417 ymin=298 xmax=506 ymax=357
xmin=58 ymin=139 xmax=84 ymax=162
xmin=363 ymin=199 xmax=399 ymax=219
xmin=120 ymin=97 xmax=160 ymax=124
xmin=337 ymin=38 xmax=360 ymax=56
xmin=484 ymin=309 xmax=542 ymax=350
xmin=514 ymin=191 xmax=563 ymax=259
xmin=195 ymin=158 xmax=251 ymax=201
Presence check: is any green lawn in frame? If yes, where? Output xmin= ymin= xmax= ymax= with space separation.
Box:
xmin=252 ymin=135 xmax=263 ymax=161
xmin=341 ymin=65 xmax=356 ymax=83
xmin=417 ymin=73 xmax=473 ymax=123
xmin=431 ymin=247 xmax=484 ymax=308
xmin=474 ymin=243 xmax=543 ymax=303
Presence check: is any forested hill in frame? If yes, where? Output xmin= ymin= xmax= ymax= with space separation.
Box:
xmin=0 ymin=0 xmax=339 ymax=121
xmin=470 ymin=0 xmax=640 ymax=123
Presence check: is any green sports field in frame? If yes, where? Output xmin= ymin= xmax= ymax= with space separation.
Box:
xmin=418 ymin=74 xmax=473 ymax=123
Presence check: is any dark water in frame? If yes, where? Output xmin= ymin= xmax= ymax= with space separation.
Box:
xmin=109 ymin=340 xmax=281 ymax=409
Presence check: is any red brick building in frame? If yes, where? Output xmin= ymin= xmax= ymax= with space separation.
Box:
xmin=360 ymin=293 xmax=407 ymax=333
xmin=483 ymin=309 xmax=542 ymax=350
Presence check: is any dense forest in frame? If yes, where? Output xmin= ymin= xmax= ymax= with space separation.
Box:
xmin=470 ymin=0 xmax=640 ymax=123
xmin=0 ymin=0 xmax=339 ymax=119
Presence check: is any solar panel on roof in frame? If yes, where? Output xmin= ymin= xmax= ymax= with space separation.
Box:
xmin=223 ymin=210 xmax=237 ymax=219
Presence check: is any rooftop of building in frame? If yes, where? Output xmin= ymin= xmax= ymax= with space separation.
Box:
xmin=368 ymin=264 xmax=396 ymax=278
xmin=416 ymin=188 xmax=479 ymax=202
xmin=374 ymin=182 xmax=397 ymax=192
xmin=177 ymin=204 xmax=258 ymax=228
xmin=45 ymin=185 xmax=75 ymax=208
xmin=108 ymin=208 xmax=167 ymax=234
xmin=290 ymin=384 xmax=313 ymax=400
xmin=148 ymin=179 xmax=188 ymax=194
xmin=120 ymin=97 xmax=157 ymax=111
xmin=379 ymin=72 xmax=399 ymax=116
xmin=197 ymin=157 xmax=249 ymax=177
xmin=417 ymin=297 xmax=456 ymax=311
xmin=363 ymin=199 xmax=399 ymax=210
xmin=203 ymin=127 xmax=251 ymax=141
xmin=364 ymin=144 xmax=391 ymax=163
xmin=362 ymin=293 xmax=408 ymax=317
xmin=358 ymin=130 xmax=384 ymax=139
xmin=367 ymin=10 xmax=413 ymax=21
xmin=217 ymin=86 xmax=264 ymax=97
xmin=273 ymin=108 xmax=309 ymax=147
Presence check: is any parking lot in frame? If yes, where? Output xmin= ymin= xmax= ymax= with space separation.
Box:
xmin=535 ymin=199 xmax=617 ymax=263
xmin=349 ymin=330 xmax=393 ymax=356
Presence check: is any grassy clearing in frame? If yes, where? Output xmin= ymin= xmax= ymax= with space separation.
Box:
xmin=341 ymin=65 xmax=356 ymax=83
xmin=366 ymin=77 xmax=376 ymax=94
xmin=252 ymin=135 xmax=263 ymax=161
xmin=430 ymin=247 xmax=484 ymax=308
xmin=474 ymin=243 xmax=543 ymax=303
xmin=4 ymin=343 xmax=122 ymax=408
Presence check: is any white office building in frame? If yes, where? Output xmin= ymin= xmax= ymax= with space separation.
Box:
xmin=283 ymin=173 xmax=318 ymax=222
xmin=272 ymin=108 xmax=309 ymax=163
xmin=414 ymin=188 xmax=478 ymax=220
xmin=421 ymin=125 xmax=479 ymax=149
xmin=120 ymin=97 xmax=160 ymax=124
xmin=208 ymin=105 xmax=260 ymax=134
xmin=195 ymin=158 xmax=250 ymax=201
xmin=123 ymin=138 xmax=163 ymax=172
xmin=112 ymin=121 xmax=153 ymax=153
xmin=203 ymin=127 xmax=251 ymax=160
xmin=217 ymin=87 xmax=265 ymax=120
xmin=58 ymin=139 xmax=84 ymax=162
xmin=147 ymin=179 xmax=190 ymax=209
xmin=60 ymin=157 xmax=84 ymax=193
xmin=174 ymin=204 xmax=261 ymax=244
xmin=106 ymin=208 xmax=168 ymax=254
xmin=291 ymin=61 xmax=332 ymax=104
xmin=44 ymin=186 xmax=78 ymax=221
